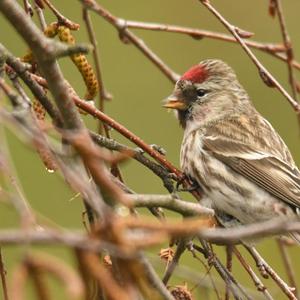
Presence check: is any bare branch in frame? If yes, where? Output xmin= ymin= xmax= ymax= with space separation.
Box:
xmin=274 ymin=0 xmax=298 ymax=100
xmin=199 ymin=0 xmax=300 ymax=113
xmin=129 ymin=194 xmax=214 ymax=217
xmin=42 ymin=0 xmax=80 ymax=30
xmin=246 ymin=247 xmax=297 ymax=300
xmin=79 ymin=0 xmax=179 ymax=83
xmin=125 ymin=20 xmax=288 ymax=55
xmin=198 ymin=218 xmax=300 ymax=244
xmin=233 ymin=247 xmax=274 ymax=300
xmin=162 ymin=238 xmax=187 ymax=284
xmin=277 ymin=240 xmax=299 ymax=299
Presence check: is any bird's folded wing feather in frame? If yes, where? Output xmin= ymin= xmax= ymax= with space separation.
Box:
xmin=203 ymin=136 xmax=300 ymax=209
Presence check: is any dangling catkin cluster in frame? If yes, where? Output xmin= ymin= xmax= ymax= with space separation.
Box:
xmin=32 ymin=99 xmax=46 ymax=121
xmin=32 ymin=99 xmax=58 ymax=172
xmin=56 ymin=24 xmax=99 ymax=100
xmin=20 ymin=22 xmax=99 ymax=171
xmin=26 ymin=22 xmax=99 ymax=101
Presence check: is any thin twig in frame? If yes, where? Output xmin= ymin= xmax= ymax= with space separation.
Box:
xmin=199 ymin=240 xmax=252 ymax=300
xmin=277 ymin=239 xmax=299 ymax=299
xmin=189 ymin=245 xmax=222 ymax=300
xmin=233 ymin=247 xmax=274 ymax=300
xmin=124 ymin=19 xmax=300 ymax=70
xmin=138 ymin=254 xmax=175 ymax=300
xmin=33 ymin=1 xmax=47 ymax=30
xmin=246 ymin=246 xmax=297 ymax=300
xmin=199 ymin=0 xmax=300 ymax=114
xmin=42 ymin=0 xmax=79 ymax=30
xmin=198 ymin=218 xmax=300 ymax=244
xmin=274 ymin=0 xmax=298 ymax=101
xmin=90 ymin=131 xmax=175 ymax=192
xmin=82 ymin=7 xmax=123 ymax=181
xmin=125 ymin=20 xmax=287 ymax=55
xmin=224 ymin=246 xmax=233 ymax=300
xmin=0 ymin=249 xmax=9 ymax=300
xmin=22 ymin=0 xmax=33 ymax=16
xmin=162 ymin=238 xmax=187 ymax=285
xmin=0 ymin=81 xmax=36 ymax=227
xmin=1 ymin=46 xmax=61 ymax=126
xmin=82 ymin=8 xmax=111 ymax=105
xmin=74 ymin=97 xmax=180 ymax=176
xmin=79 ymin=0 xmax=179 ymax=83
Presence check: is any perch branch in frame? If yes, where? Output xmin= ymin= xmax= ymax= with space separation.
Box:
xmin=129 ymin=194 xmax=214 ymax=217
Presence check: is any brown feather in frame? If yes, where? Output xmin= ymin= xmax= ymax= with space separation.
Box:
xmin=203 ymin=133 xmax=300 ymax=210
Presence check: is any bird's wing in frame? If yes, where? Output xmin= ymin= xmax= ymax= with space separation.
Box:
xmin=202 ymin=135 xmax=300 ymax=209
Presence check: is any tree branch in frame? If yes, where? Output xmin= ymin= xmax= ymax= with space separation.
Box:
xmin=199 ymin=0 xmax=300 ymax=114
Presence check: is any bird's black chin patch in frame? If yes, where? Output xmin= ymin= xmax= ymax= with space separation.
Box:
xmin=177 ymin=109 xmax=190 ymax=128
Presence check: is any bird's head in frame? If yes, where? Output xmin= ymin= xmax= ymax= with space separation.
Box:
xmin=164 ymin=59 xmax=249 ymax=128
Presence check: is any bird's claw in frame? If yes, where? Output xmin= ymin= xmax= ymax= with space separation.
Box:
xmin=176 ymin=174 xmax=199 ymax=192
xmin=178 ymin=183 xmax=200 ymax=192
xmin=150 ymin=144 xmax=167 ymax=156
xmin=134 ymin=147 xmax=145 ymax=154
xmin=167 ymin=173 xmax=179 ymax=181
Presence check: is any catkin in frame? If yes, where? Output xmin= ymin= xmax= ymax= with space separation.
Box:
xmin=57 ymin=25 xmax=99 ymax=100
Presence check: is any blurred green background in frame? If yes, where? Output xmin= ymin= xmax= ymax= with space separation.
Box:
xmin=0 ymin=0 xmax=300 ymax=299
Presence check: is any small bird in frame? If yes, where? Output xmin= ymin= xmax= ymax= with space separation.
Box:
xmin=164 ymin=59 xmax=300 ymax=241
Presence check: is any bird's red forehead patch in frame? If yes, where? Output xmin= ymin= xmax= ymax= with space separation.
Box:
xmin=180 ymin=64 xmax=208 ymax=83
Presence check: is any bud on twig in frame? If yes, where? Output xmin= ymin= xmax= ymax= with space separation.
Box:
xmin=235 ymin=27 xmax=254 ymax=39
xmin=259 ymin=69 xmax=276 ymax=87
xmin=268 ymin=0 xmax=277 ymax=18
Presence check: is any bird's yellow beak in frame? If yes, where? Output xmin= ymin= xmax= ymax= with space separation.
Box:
xmin=163 ymin=96 xmax=187 ymax=110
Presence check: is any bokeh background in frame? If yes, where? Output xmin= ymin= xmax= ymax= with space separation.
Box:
xmin=0 ymin=0 xmax=299 ymax=299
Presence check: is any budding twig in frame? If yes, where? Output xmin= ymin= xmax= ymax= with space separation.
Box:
xmin=233 ymin=247 xmax=274 ymax=300
xmin=277 ymin=240 xmax=299 ymax=299
xmin=246 ymin=247 xmax=297 ymax=300
xmin=82 ymin=7 xmax=123 ymax=182
xmin=199 ymin=0 xmax=300 ymax=113
xmin=79 ymin=0 xmax=179 ymax=83
xmin=129 ymin=194 xmax=214 ymax=216
xmin=274 ymin=0 xmax=299 ymax=101
xmin=42 ymin=0 xmax=80 ymax=30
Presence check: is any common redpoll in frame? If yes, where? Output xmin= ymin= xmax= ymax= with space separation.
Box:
xmin=164 ymin=59 xmax=300 ymax=240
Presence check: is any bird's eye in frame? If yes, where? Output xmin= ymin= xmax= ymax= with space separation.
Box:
xmin=196 ymin=89 xmax=207 ymax=97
